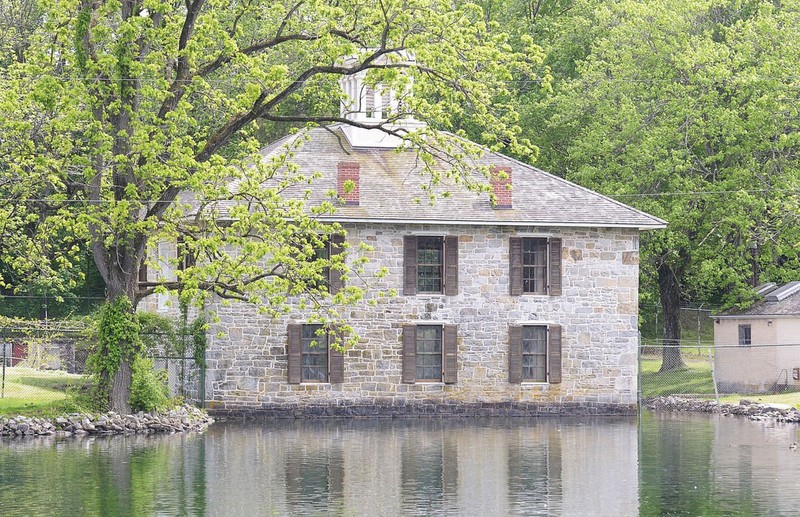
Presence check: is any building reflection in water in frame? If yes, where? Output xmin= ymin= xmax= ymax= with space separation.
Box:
xmin=200 ymin=417 xmax=639 ymax=515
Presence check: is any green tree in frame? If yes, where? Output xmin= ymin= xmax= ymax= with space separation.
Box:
xmin=529 ymin=0 xmax=800 ymax=369
xmin=0 ymin=0 xmax=542 ymax=410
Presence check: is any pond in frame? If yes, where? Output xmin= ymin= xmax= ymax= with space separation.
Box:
xmin=1 ymin=411 xmax=799 ymax=516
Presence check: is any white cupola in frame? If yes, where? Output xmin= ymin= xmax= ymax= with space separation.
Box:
xmin=338 ymin=53 xmax=424 ymax=148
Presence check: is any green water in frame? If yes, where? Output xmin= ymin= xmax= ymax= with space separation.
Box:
xmin=1 ymin=412 xmax=798 ymax=516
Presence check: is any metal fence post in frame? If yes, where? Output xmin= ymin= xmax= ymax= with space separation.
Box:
xmin=708 ymin=344 xmax=719 ymax=408
xmin=199 ymin=347 xmax=206 ymax=408
xmin=2 ymin=341 xmax=6 ymax=399
xmin=637 ymin=332 xmax=642 ymax=410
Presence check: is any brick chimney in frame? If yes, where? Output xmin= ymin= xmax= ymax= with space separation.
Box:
xmin=490 ymin=166 xmax=512 ymax=209
xmin=337 ymin=161 xmax=360 ymax=206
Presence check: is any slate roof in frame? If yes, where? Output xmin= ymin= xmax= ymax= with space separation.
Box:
xmin=719 ymin=282 xmax=800 ymax=317
xmin=223 ymin=127 xmax=666 ymax=230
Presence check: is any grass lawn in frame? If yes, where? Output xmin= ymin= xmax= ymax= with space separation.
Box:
xmin=641 ymin=355 xmax=715 ymax=399
xmin=641 ymin=354 xmax=800 ymax=408
xmin=0 ymin=367 xmax=90 ymax=416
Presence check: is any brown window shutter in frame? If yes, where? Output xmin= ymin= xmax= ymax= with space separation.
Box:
xmin=548 ymin=324 xmax=562 ymax=384
xmin=403 ymin=236 xmax=418 ymax=295
xmin=402 ymin=324 xmax=417 ymax=383
xmin=329 ymin=326 xmax=345 ymax=384
xmin=138 ymin=261 xmax=148 ymax=284
xmin=443 ymin=324 xmax=458 ymax=384
xmin=287 ymin=324 xmax=302 ymax=384
xmin=508 ymin=325 xmax=523 ymax=383
xmin=444 ymin=236 xmax=459 ymax=296
xmin=548 ymin=238 xmax=562 ymax=296
xmin=329 ymin=234 xmax=345 ymax=295
xmin=509 ymin=237 xmax=523 ymax=296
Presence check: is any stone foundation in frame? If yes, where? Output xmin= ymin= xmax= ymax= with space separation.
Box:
xmin=208 ymin=401 xmax=637 ymax=419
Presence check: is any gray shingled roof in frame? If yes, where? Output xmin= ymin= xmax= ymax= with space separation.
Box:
xmin=222 ymin=127 xmax=666 ymax=230
xmin=720 ymin=282 xmax=800 ymax=317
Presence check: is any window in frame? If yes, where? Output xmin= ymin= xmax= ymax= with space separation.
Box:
xmin=738 ymin=324 xmax=752 ymax=347
xmin=177 ymin=236 xmax=196 ymax=271
xmin=417 ymin=237 xmax=443 ymax=293
xmin=404 ymin=236 xmax=458 ymax=295
xmin=522 ymin=238 xmax=548 ymax=294
xmin=416 ymin=326 xmax=443 ymax=381
xmin=509 ymin=237 xmax=562 ymax=296
xmin=508 ymin=324 xmax=562 ymax=384
xmin=402 ymin=324 xmax=458 ymax=384
xmin=301 ymin=324 xmax=328 ymax=382
xmin=287 ymin=324 xmax=345 ymax=384
xmin=522 ymin=326 xmax=548 ymax=382
xmin=297 ymin=234 xmax=345 ymax=294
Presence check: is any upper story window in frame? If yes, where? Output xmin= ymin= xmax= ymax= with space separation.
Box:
xmin=403 ymin=235 xmax=459 ymax=296
xmin=287 ymin=324 xmax=345 ymax=384
xmin=738 ymin=324 xmax=752 ymax=347
xmin=417 ymin=237 xmax=443 ymax=293
xmin=508 ymin=324 xmax=562 ymax=384
xmin=296 ymin=234 xmax=345 ymax=294
xmin=509 ymin=237 xmax=562 ymax=296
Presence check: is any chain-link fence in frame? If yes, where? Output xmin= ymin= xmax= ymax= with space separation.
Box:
xmin=151 ymin=355 xmax=205 ymax=405
xmin=1 ymin=322 xmax=205 ymax=410
xmin=640 ymin=343 xmax=800 ymax=405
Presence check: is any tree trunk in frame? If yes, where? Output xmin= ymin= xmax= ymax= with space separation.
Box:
xmin=111 ymin=358 xmax=133 ymax=414
xmin=104 ymin=262 xmax=141 ymax=414
xmin=658 ymin=261 xmax=686 ymax=371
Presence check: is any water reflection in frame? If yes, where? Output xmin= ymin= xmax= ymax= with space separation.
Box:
xmin=3 ymin=413 xmax=800 ymax=516
xmin=638 ymin=411 xmax=800 ymax=516
xmin=181 ymin=418 xmax=639 ymax=516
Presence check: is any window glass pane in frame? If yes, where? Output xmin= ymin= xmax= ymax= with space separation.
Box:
xmin=301 ymin=324 xmax=328 ymax=382
xmin=416 ymin=326 xmax=442 ymax=381
xmin=417 ymin=237 xmax=443 ymax=293
xmin=522 ymin=238 xmax=547 ymax=294
xmin=522 ymin=326 xmax=547 ymax=382
xmin=739 ymin=325 xmax=752 ymax=346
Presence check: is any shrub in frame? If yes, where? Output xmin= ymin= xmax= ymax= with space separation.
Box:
xmin=129 ymin=356 xmax=170 ymax=412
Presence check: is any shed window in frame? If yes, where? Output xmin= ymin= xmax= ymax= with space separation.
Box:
xmin=738 ymin=324 xmax=752 ymax=347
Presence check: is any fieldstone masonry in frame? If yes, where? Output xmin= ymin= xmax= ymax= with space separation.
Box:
xmin=203 ymin=223 xmax=640 ymax=416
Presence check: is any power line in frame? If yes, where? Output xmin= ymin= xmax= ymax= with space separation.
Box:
xmin=0 ymin=187 xmax=799 ymax=205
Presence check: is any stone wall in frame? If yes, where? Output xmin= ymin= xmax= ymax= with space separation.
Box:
xmin=201 ymin=223 xmax=641 ymax=415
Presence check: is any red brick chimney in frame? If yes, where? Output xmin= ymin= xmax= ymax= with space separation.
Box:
xmin=490 ymin=166 xmax=512 ymax=209
xmin=337 ymin=162 xmax=360 ymax=206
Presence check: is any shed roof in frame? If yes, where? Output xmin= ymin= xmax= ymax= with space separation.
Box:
xmin=719 ymin=281 xmax=800 ymax=317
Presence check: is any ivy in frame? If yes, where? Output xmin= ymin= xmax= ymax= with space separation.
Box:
xmin=86 ymin=297 xmax=141 ymax=405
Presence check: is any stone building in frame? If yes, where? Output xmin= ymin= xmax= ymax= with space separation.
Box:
xmin=144 ymin=68 xmax=666 ymax=416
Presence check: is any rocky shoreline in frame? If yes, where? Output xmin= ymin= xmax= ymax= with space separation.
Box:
xmin=645 ymin=396 xmax=800 ymax=424
xmin=0 ymin=405 xmax=213 ymax=437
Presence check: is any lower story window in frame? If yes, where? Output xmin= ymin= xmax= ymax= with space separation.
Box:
xmin=302 ymin=324 xmax=328 ymax=382
xmin=402 ymin=324 xmax=458 ymax=384
xmin=416 ymin=325 xmax=443 ymax=381
xmin=287 ymin=324 xmax=344 ymax=384
xmin=509 ymin=324 xmax=562 ymax=384
xmin=522 ymin=326 xmax=547 ymax=382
